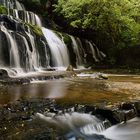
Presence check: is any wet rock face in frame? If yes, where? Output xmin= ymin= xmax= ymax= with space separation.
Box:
xmin=0 ymin=15 xmax=25 ymax=32
xmin=0 ymin=69 xmax=9 ymax=78
xmin=120 ymin=102 xmax=134 ymax=110
xmin=134 ymin=101 xmax=140 ymax=116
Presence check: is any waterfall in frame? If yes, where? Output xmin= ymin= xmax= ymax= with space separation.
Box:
xmin=0 ymin=0 xmax=106 ymax=75
xmin=42 ymin=27 xmax=70 ymax=68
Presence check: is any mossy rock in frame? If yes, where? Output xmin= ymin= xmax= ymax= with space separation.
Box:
xmin=25 ymin=23 xmax=43 ymax=36
xmin=0 ymin=5 xmax=8 ymax=14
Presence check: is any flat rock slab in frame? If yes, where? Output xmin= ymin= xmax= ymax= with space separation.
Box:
xmin=0 ymin=71 xmax=76 ymax=85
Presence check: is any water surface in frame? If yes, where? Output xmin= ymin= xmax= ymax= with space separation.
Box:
xmin=0 ymin=73 xmax=140 ymax=105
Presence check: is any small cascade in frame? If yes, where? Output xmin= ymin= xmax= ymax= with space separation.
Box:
xmin=88 ymin=41 xmax=100 ymax=62
xmin=36 ymin=112 xmax=102 ymax=130
xmin=0 ymin=0 xmax=42 ymax=27
xmin=42 ymin=27 xmax=70 ymax=68
xmin=70 ymin=36 xmax=85 ymax=68
xmin=17 ymin=33 xmax=33 ymax=70
xmin=0 ymin=0 xmax=25 ymax=10
xmin=36 ymin=112 xmax=111 ymax=139
xmin=80 ymin=119 xmax=111 ymax=136
xmin=25 ymin=31 xmax=40 ymax=69
xmin=0 ymin=14 xmax=50 ymax=75
xmin=34 ymin=14 xmax=42 ymax=27
xmin=11 ymin=10 xmax=42 ymax=26
xmin=1 ymin=25 xmax=20 ymax=68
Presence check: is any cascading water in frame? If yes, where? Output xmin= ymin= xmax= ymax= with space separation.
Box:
xmin=0 ymin=0 xmax=106 ymax=76
xmin=36 ymin=111 xmax=140 ymax=140
xmin=70 ymin=36 xmax=85 ymax=68
xmin=0 ymin=0 xmax=24 ymax=10
xmin=1 ymin=25 xmax=21 ymax=68
xmin=42 ymin=27 xmax=70 ymax=68
xmin=88 ymin=41 xmax=99 ymax=62
xmin=11 ymin=10 xmax=42 ymax=26
xmin=35 ymin=112 xmax=111 ymax=140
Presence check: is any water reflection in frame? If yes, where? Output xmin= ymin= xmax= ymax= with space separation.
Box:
xmin=0 ymin=79 xmax=69 ymax=104
xmin=1 ymin=74 xmax=140 ymax=105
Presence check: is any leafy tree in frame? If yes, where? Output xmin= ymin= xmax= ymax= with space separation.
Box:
xmin=54 ymin=0 xmax=140 ymax=48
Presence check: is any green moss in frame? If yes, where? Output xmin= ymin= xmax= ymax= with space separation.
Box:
xmin=25 ymin=23 xmax=43 ymax=36
xmin=54 ymin=31 xmax=62 ymax=38
xmin=55 ymin=31 xmax=72 ymax=45
xmin=0 ymin=5 xmax=8 ymax=14
xmin=62 ymin=34 xmax=72 ymax=45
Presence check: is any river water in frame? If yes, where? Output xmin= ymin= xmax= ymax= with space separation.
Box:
xmin=0 ymin=72 xmax=140 ymax=105
xmin=1 ymin=72 xmax=140 ymax=140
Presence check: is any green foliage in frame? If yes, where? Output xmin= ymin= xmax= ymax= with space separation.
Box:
xmin=54 ymin=0 xmax=140 ymax=48
xmin=0 ymin=5 xmax=7 ymax=14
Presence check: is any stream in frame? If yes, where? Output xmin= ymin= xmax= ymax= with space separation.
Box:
xmin=1 ymin=72 xmax=140 ymax=139
xmin=1 ymin=72 xmax=140 ymax=105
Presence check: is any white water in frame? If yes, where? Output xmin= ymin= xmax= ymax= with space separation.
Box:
xmin=15 ymin=0 xmax=25 ymax=10
xmin=42 ymin=27 xmax=70 ymax=67
xmin=35 ymin=14 xmax=42 ymax=27
xmin=36 ymin=112 xmax=102 ymax=132
xmin=36 ymin=112 xmax=140 ymax=140
xmin=25 ymin=32 xmax=40 ymax=70
xmin=17 ymin=33 xmax=33 ymax=70
xmin=101 ymin=117 xmax=140 ymax=140
xmin=0 ymin=0 xmax=106 ymax=76
xmin=96 ymin=46 xmax=106 ymax=60
xmin=88 ymin=41 xmax=99 ymax=62
xmin=0 ymin=0 xmax=25 ymax=10
xmin=12 ymin=10 xmax=42 ymax=26
xmin=70 ymin=36 xmax=84 ymax=68
xmin=1 ymin=25 xmax=20 ymax=68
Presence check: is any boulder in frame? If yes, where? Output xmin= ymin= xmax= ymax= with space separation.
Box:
xmin=0 ymin=69 xmax=9 ymax=78
xmin=66 ymin=65 xmax=74 ymax=71
xmin=134 ymin=101 xmax=140 ymax=116
xmin=120 ymin=102 xmax=134 ymax=110
xmin=98 ymin=73 xmax=108 ymax=80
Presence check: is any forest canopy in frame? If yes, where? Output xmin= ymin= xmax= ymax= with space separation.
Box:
xmin=54 ymin=0 xmax=140 ymax=48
